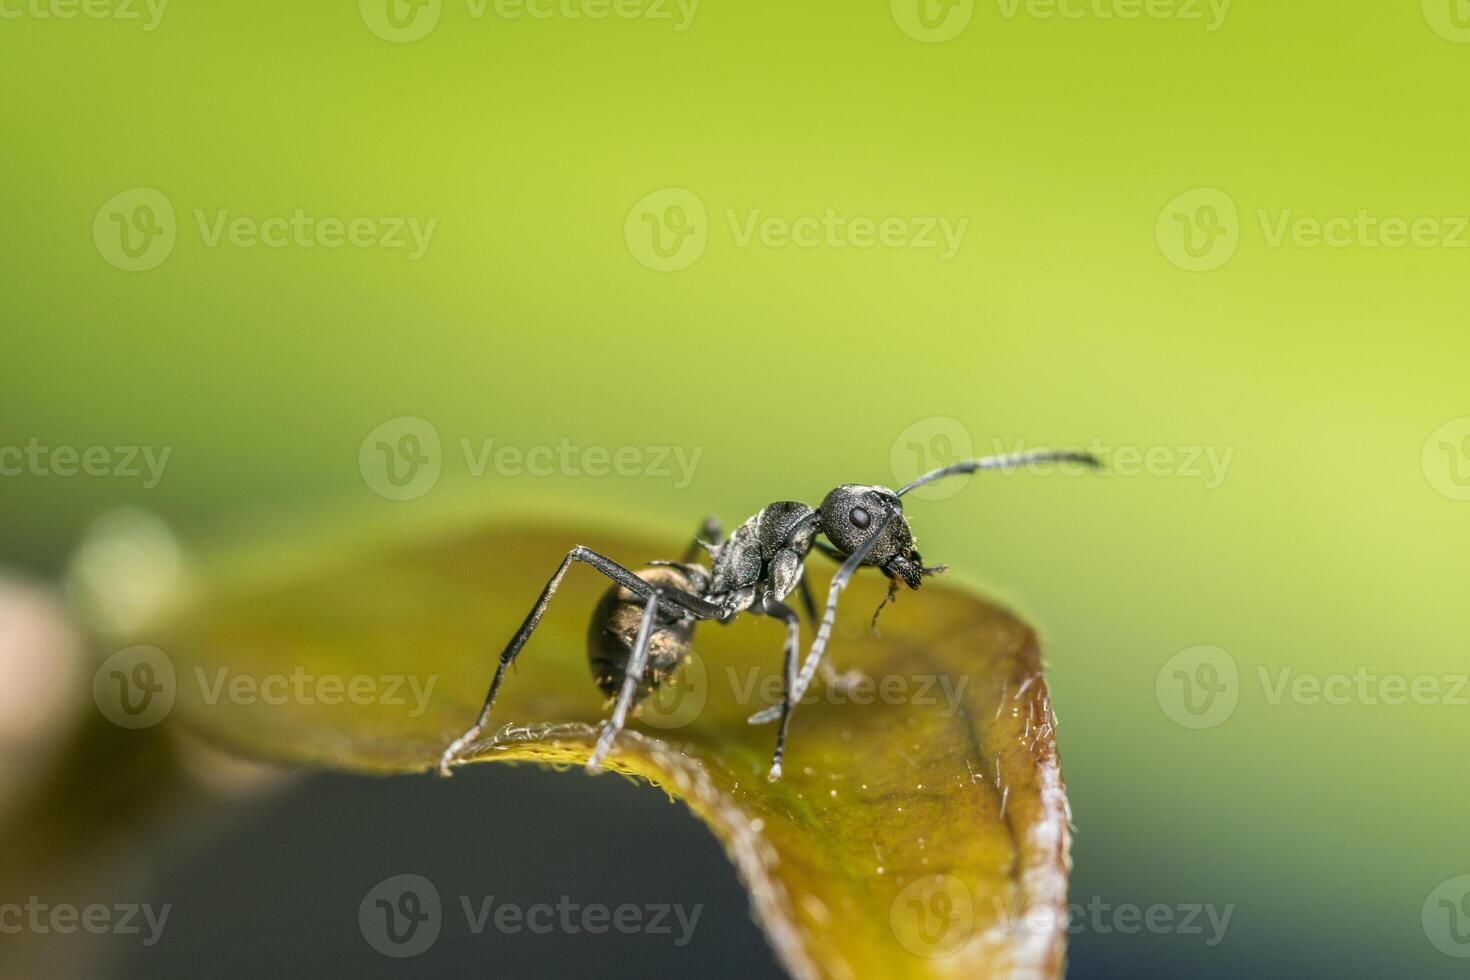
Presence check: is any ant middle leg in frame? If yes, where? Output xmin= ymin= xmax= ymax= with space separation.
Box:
xmin=797 ymin=574 xmax=818 ymax=626
xmin=754 ymin=593 xmax=801 ymax=781
xmin=748 ymin=515 xmax=893 ymax=726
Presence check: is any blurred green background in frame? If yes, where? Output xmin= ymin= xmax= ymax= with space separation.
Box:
xmin=4 ymin=0 xmax=1469 ymax=975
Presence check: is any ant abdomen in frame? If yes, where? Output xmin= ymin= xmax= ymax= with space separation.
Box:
xmin=586 ymin=564 xmax=704 ymax=704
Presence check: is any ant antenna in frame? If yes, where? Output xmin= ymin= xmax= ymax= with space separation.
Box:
xmin=896 ymin=449 xmax=1102 ymax=497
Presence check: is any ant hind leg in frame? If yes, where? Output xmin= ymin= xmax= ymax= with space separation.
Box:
xmin=586 ymin=589 xmax=663 ymax=773
xmin=437 ymin=546 xmax=720 ymax=777
xmin=681 ymin=516 xmax=723 ymax=562
xmin=755 ymin=594 xmax=802 ymax=781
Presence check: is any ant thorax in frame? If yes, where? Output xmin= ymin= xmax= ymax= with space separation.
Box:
xmin=706 ymin=501 xmax=817 ymax=616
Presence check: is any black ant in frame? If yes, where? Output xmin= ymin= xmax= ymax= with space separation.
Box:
xmin=437 ymin=449 xmax=1100 ymax=781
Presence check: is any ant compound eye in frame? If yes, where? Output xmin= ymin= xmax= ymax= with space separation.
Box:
xmin=849 ymin=507 xmax=871 ymax=530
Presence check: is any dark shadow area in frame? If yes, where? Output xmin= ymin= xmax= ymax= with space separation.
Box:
xmin=116 ymin=763 xmax=785 ymax=979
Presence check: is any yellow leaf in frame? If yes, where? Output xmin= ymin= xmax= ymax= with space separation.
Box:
xmin=149 ymin=519 xmax=1071 ymax=979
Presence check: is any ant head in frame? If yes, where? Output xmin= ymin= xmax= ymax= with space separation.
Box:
xmin=817 ymin=484 xmax=927 ymax=590
xmin=815 ymin=450 xmax=1100 ymax=592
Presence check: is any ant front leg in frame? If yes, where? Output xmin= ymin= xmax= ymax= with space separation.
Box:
xmin=437 ymin=546 xmax=721 ymax=777
xmin=749 ymin=511 xmax=894 ymax=726
xmin=745 ymin=550 xmax=863 ymax=727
